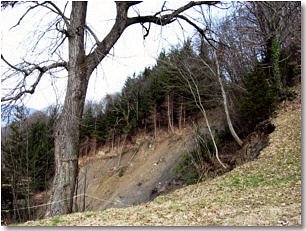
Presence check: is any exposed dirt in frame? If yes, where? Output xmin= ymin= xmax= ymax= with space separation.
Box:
xmin=75 ymin=133 xmax=190 ymax=211
xmin=73 ymin=107 xmax=228 ymax=212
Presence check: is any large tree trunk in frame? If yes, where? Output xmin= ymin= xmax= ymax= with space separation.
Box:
xmin=46 ymin=2 xmax=133 ymax=217
xmin=46 ymin=2 xmax=88 ymax=217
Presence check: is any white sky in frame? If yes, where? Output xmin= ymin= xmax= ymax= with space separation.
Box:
xmin=1 ymin=1 xmax=229 ymax=110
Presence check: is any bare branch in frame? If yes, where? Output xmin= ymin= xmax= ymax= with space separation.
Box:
xmin=51 ymin=35 xmax=67 ymax=55
xmin=176 ymin=15 xmax=219 ymax=49
xmin=127 ymin=1 xmax=219 ymax=26
xmin=1 ymin=1 xmax=19 ymax=9
xmin=85 ymin=1 xmax=135 ymax=73
xmin=45 ymin=1 xmax=70 ymax=26
xmin=86 ymin=1 xmax=220 ymax=75
xmin=141 ymin=22 xmax=151 ymax=39
xmin=1 ymin=55 xmax=29 ymax=76
xmin=2 ymin=71 xmax=45 ymax=102
xmin=1 ymin=55 xmax=67 ymax=102
xmin=10 ymin=2 xmax=49 ymax=29
xmin=84 ymin=25 xmax=100 ymax=44
xmin=115 ymin=1 xmax=142 ymax=8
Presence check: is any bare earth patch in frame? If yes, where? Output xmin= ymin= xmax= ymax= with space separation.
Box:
xmin=22 ymin=86 xmax=301 ymax=226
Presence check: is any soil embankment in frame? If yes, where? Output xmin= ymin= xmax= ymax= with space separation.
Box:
xmin=74 ymin=107 xmax=227 ymax=212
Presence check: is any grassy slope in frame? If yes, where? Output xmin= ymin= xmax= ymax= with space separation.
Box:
xmin=23 ymin=89 xmax=302 ymax=226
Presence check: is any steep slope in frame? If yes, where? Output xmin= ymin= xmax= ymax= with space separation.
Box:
xmin=73 ymin=107 xmax=227 ymax=212
xmin=75 ymin=133 xmax=194 ymax=211
xmin=23 ymin=86 xmax=301 ymax=226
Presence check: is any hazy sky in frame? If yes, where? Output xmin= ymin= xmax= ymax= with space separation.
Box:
xmin=1 ymin=1 xmax=228 ymax=110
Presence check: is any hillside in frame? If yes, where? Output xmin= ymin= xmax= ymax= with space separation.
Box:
xmin=70 ymin=106 xmax=227 ymax=213
xmin=22 ymin=87 xmax=301 ymax=226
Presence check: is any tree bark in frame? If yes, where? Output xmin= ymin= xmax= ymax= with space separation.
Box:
xmin=178 ymin=97 xmax=183 ymax=130
xmin=153 ymin=104 xmax=157 ymax=138
xmin=47 ymin=2 xmax=88 ymax=217
xmin=46 ymin=1 xmax=135 ymax=217
xmin=167 ymin=94 xmax=174 ymax=133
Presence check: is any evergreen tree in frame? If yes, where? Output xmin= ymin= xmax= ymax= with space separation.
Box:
xmin=1 ymin=107 xmax=55 ymax=223
xmin=80 ymin=106 xmax=95 ymax=139
xmin=238 ymin=64 xmax=278 ymax=133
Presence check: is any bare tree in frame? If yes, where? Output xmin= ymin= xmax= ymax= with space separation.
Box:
xmin=1 ymin=1 xmax=220 ymax=216
xmin=218 ymin=2 xmax=301 ymax=90
xmin=177 ymin=64 xmax=227 ymax=168
xmin=159 ymin=48 xmax=227 ymax=168
xmin=196 ymin=49 xmax=243 ymax=146
xmin=196 ymin=7 xmax=243 ymax=147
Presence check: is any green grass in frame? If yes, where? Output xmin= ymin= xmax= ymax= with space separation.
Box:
xmin=229 ymin=174 xmax=265 ymax=188
xmin=84 ymin=211 xmax=95 ymax=218
xmin=50 ymin=216 xmax=62 ymax=226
